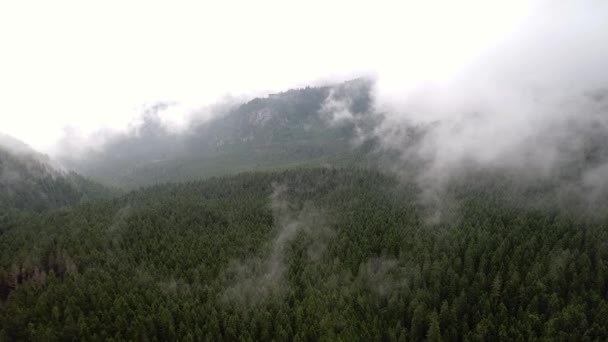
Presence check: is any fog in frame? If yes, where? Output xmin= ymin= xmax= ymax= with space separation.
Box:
xmin=366 ymin=1 xmax=608 ymax=205
xmin=1 ymin=0 xmax=606 ymax=203
xmin=2 ymin=0 xmax=536 ymax=152
xmin=223 ymin=183 xmax=330 ymax=304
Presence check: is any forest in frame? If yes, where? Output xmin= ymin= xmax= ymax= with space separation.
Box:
xmin=2 ymin=167 xmax=607 ymax=341
xmin=3 ymin=0 xmax=608 ymax=340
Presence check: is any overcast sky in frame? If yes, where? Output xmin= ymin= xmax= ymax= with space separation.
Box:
xmin=1 ymin=0 xmax=545 ymax=152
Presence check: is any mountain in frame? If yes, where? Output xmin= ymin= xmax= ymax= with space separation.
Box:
xmin=60 ymin=78 xmax=379 ymax=188
xmin=3 ymin=81 xmax=608 ymax=340
xmin=0 ymin=134 xmax=116 ymax=212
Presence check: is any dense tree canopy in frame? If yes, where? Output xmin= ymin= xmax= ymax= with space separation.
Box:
xmin=1 ymin=168 xmax=607 ymax=341
xmin=0 ymin=147 xmax=117 ymax=212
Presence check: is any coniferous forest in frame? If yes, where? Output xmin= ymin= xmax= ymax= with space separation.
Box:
xmin=2 ymin=167 xmax=608 ymax=341
xmin=4 ymin=0 xmax=608 ymax=340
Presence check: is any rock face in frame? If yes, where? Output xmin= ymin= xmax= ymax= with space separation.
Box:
xmin=249 ymin=108 xmax=275 ymax=127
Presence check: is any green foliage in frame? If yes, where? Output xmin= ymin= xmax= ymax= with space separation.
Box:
xmin=1 ymin=168 xmax=607 ymax=340
xmin=0 ymin=147 xmax=117 ymax=212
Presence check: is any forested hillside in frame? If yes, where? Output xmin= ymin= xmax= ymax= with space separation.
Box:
xmin=2 ymin=168 xmax=607 ymax=341
xmin=3 ymin=0 xmax=607 ymax=340
xmin=60 ymin=79 xmax=377 ymax=188
xmin=0 ymin=137 xmax=116 ymax=212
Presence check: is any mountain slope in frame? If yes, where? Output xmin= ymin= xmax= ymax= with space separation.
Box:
xmin=60 ymin=79 xmax=378 ymax=187
xmin=0 ymin=134 xmax=116 ymax=212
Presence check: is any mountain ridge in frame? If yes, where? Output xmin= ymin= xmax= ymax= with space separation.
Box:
xmin=0 ymin=136 xmax=117 ymax=212
xmin=59 ymin=78 xmax=377 ymax=188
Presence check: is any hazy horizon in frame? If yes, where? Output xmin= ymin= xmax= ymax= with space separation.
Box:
xmin=1 ymin=0 xmax=555 ymax=153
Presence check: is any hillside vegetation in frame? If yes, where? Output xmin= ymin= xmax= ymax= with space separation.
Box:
xmin=0 ymin=141 xmax=116 ymax=213
xmin=1 ymin=168 xmax=607 ymax=341
xmin=60 ymin=79 xmax=376 ymax=188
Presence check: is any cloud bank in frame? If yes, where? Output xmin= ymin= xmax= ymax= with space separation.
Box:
xmin=359 ymin=1 xmax=608 ymax=205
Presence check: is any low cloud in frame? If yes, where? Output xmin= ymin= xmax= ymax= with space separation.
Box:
xmin=222 ymin=183 xmax=331 ymax=305
xmin=350 ymin=1 xmax=608 ymax=210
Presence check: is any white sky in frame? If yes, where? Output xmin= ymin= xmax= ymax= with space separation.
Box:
xmin=0 ymin=0 xmax=537 ymax=152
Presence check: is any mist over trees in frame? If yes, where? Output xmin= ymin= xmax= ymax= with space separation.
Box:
xmin=2 ymin=0 xmax=608 ymax=340
xmin=0 ymin=135 xmax=115 ymax=212
xmin=1 ymin=168 xmax=608 ymax=340
xmin=2 ymin=71 xmax=608 ymax=340
xmin=56 ymin=79 xmax=375 ymax=188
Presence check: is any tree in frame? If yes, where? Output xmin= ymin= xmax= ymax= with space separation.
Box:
xmin=427 ymin=311 xmax=442 ymax=342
